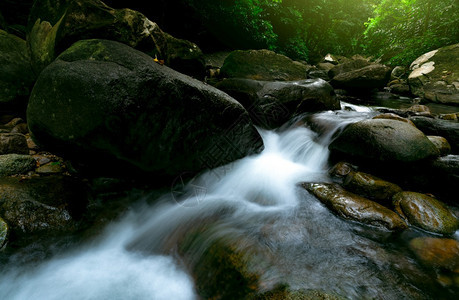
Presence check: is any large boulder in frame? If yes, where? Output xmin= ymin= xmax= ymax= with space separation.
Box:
xmin=27 ymin=39 xmax=263 ymax=176
xmin=27 ymin=0 xmax=204 ymax=77
xmin=329 ymin=119 xmax=439 ymax=163
xmin=330 ymin=63 xmax=391 ymax=90
xmin=410 ymin=116 xmax=459 ymax=153
xmin=409 ymin=237 xmax=459 ymax=271
xmin=220 ymin=49 xmax=309 ymax=81
xmin=0 ymin=30 xmax=36 ymax=105
xmin=302 ymin=183 xmax=407 ymax=231
xmin=216 ymin=78 xmax=339 ymax=128
xmin=393 ymin=192 xmax=459 ymax=235
xmin=328 ymin=58 xmax=371 ymax=79
xmin=408 ymin=44 xmax=459 ymax=105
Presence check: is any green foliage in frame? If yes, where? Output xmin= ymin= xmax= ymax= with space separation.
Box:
xmin=364 ymin=0 xmax=459 ymax=66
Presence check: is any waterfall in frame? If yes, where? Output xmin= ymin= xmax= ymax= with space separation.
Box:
xmin=3 ymin=108 xmax=423 ymax=300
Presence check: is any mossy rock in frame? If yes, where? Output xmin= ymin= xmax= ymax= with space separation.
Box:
xmin=409 ymin=237 xmax=459 ymax=271
xmin=0 ymin=30 xmax=36 ymax=105
xmin=408 ymin=44 xmax=459 ymax=105
xmin=0 ymin=154 xmax=35 ymax=176
xmin=393 ymin=192 xmax=459 ymax=235
xmin=252 ymin=286 xmax=344 ymax=300
xmin=220 ymin=49 xmax=309 ymax=81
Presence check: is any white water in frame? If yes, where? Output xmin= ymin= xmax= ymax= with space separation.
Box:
xmin=1 ymin=109 xmax=426 ymax=299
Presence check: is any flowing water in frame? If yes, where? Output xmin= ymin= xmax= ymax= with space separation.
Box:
xmin=0 ymin=106 xmax=457 ymax=299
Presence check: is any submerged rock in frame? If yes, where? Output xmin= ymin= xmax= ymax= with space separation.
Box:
xmin=27 ymin=39 xmax=262 ymax=176
xmin=0 ymin=154 xmax=35 ymax=176
xmin=302 ymin=183 xmax=407 ymax=231
xmin=409 ymin=237 xmax=459 ymax=271
xmin=393 ymin=192 xmax=459 ymax=235
xmin=0 ymin=30 xmax=36 ymax=105
xmin=408 ymin=44 xmax=459 ymax=105
xmin=216 ymin=78 xmax=339 ymax=128
xmin=329 ymin=119 xmax=439 ymax=163
xmin=220 ymin=49 xmax=309 ymax=81
xmin=343 ymin=171 xmax=402 ymax=203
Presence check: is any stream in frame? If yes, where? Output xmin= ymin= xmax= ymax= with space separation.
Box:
xmin=0 ymin=102 xmax=457 ymax=299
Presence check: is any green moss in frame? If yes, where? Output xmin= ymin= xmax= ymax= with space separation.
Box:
xmin=0 ymin=217 xmax=7 ymax=249
xmin=0 ymin=154 xmax=35 ymax=177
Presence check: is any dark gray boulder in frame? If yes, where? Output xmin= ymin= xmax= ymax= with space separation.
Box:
xmin=220 ymin=49 xmax=309 ymax=81
xmin=330 ymin=63 xmax=391 ymax=90
xmin=329 ymin=119 xmax=439 ymax=163
xmin=27 ymin=39 xmax=262 ymax=176
xmin=216 ymin=78 xmax=339 ymax=128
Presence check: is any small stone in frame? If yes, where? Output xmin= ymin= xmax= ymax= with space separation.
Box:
xmin=329 ymin=161 xmax=356 ymax=177
xmin=438 ymin=113 xmax=458 ymax=121
xmin=11 ymin=123 xmax=29 ymax=134
xmin=33 ymin=155 xmax=51 ymax=166
xmin=36 ymin=163 xmax=64 ymax=174
xmin=0 ymin=133 xmax=29 ymax=154
xmin=0 ymin=154 xmax=36 ymax=176
xmin=26 ymin=135 xmax=40 ymax=150
xmin=4 ymin=117 xmax=24 ymax=128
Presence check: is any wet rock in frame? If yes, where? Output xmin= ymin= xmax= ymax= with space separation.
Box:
xmin=0 ymin=133 xmax=28 ymax=154
xmin=216 ymin=78 xmax=339 ymax=128
xmin=27 ymin=0 xmax=204 ymax=77
xmin=405 ymin=104 xmax=432 ymax=117
xmin=0 ymin=216 xmax=7 ymax=249
xmin=0 ymin=175 xmax=87 ymax=235
xmin=0 ymin=30 xmax=36 ymax=105
xmin=408 ymin=44 xmax=459 ymax=105
xmin=27 ymin=39 xmax=262 ymax=176
xmin=329 ymin=161 xmax=356 ymax=178
xmin=302 ymin=183 xmax=407 ymax=231
xmin=389 ymin=83 xmax=411 ymax=96
xmin=25 ymin=133 xmax=39 ymax=151
xmin=220 ymin=49 xmax=309 ymax=81
xmin=410 ymin=116 xmax=459 ymax=153
xmin=393 ymin=192 xmax=459 ymax=235
xmin=372 ymin=113 xmax=415 ymax=126
xmin=4 ymin=117 xmax=24 ymax=128
xmin=36 ymin=163 xmax=64 ymax=174
xmin=0 ymin=154 xmax=35 ymax=176
xmin=409 ymin=237 xmax=459 ymax=271
xmin=329 ymin=119 xmax=439 ymax=162
xmin=316 ymin=62 xmax=335 ymax=72
xmin=427 ymin=136 xmax=451 ymax=156
xmin=343 ymin=171 xmax=402 ymax=203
